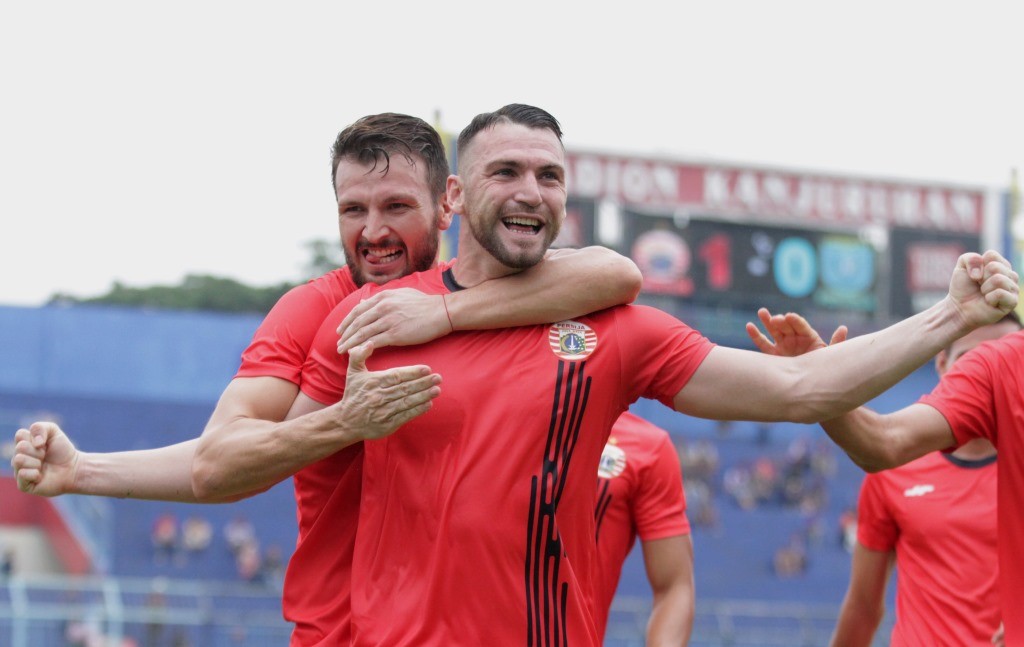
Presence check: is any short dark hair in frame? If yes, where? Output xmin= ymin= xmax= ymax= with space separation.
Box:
xmin=330 ymin=113 xmax=449 ymax=199
xmin=456 ymin=104 xmax=563 ymax=164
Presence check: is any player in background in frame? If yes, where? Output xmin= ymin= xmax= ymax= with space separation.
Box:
xmin=746 ymin=310 xmax=1021 ymax=646
xmin=594 ymin=411 xmax=694 ymax=646
xmin=11 ymin=112 xmax=644 ymax=646
xmin=286 ymin=103 xmax=1017 ymax=646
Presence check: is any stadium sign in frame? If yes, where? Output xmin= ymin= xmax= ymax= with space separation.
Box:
xmin=565 ymin=151 xmax=983 ymax=234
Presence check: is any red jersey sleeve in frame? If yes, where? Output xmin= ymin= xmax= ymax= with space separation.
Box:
xmin=917 ymin=346 xmax=998 ymax=446
xmin=298 ymin=289 xmax=369 ymax=406
xmin=855 ymin=473 xmax=897 ymax=552
xmin=633 ymin=432 xmax=690 ymax=542
xmin=236 ymin=268 xmax=357 ymax=384
xmin=616 ymin=305 xmax=716 ymax=407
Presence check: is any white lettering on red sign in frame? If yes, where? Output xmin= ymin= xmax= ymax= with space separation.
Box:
xmin=565 ymin=152 xmax=982 ymax=233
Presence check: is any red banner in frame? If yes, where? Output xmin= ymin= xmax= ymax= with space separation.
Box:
xmin=565 ymin=151 xmax=983 ymax=234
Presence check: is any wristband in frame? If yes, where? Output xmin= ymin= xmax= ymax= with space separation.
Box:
xmin=442 ymin=293 xmax=455 ymax=332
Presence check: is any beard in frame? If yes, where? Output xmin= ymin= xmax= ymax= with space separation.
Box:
xmin=345 ymin=219 xmax=440 ymax=287
xmin=466 ymin=203 xmax=560 ymax=270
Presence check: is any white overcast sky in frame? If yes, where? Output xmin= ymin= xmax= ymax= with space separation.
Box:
xmin=2 ymin=1 xmax=1022 ymax=306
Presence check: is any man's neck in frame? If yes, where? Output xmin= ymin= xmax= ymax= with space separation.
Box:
xmin=449 ymin=240 xmax=527 ymax=289
xmin=950 ymin=438 xmax=997 ymax=461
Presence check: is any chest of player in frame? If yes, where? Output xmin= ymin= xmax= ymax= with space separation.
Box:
xmin=359 ymin=319 xmax=629 ymax=529
xmin=886 ymin=463 xmax=997 ymax=545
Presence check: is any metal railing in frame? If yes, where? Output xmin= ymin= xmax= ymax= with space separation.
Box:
xmin=1 ymin=574 xmax=891 ymax=646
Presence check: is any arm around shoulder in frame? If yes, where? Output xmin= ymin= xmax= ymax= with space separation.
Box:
xmin=445 ymin=245 xmax=642 ymax=329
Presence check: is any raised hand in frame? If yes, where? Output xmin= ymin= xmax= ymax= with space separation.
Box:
xmin=745 ymin=308 xmax=848 ymax=358
xmin=11 ymin=422 xmax=79 ymax=497
xmin=337 ymin=288 xmax=454 ymax=354
xmin=327 ymin=341 xmax=442 ymax=441
xmin=948 ymin=250 xmax=1019 ymax=328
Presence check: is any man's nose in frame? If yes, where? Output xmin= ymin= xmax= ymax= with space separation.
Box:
xmin=363 ymin=210 xmax=392 ymax=241
xmin=514 ymin=174 xmax=542 ymax=208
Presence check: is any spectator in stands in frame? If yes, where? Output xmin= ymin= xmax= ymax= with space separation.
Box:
xmin=772 ymin=533 xmax=808 ymax=578
xmin=235 ymin=539 xmax=262 ymax=583
xmin=150 ymin=513 xmax=179 ymax=565
xmin=181 ymin=516 xmax=212 ymax=554
xmin=222 ymin=516 xmax=255 ymax=556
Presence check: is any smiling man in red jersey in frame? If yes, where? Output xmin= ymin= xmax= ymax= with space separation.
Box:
xmin=12 ymin=112 xmax=646 ymax=647
xmin=287 ymin=103 xmax=1016 ymax=647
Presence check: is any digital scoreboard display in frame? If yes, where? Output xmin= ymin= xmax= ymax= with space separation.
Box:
xmin=624 ymin=210 xmax=878 ymax=315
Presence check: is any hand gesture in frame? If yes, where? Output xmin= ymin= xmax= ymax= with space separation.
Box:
xmin=337 ymin=288 xmax=453 ymax=354
xmin=948 ymin=250 xmax=1019 ymax=328
xmin=11 ymin=422 xmax=79 ymax=497
xmin=328 ymin=342 xmax=442 ymax=441
xmin=745 ymin=307 xmax=848 ymax=357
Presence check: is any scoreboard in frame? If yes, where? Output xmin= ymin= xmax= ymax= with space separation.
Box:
xmin=558 ymin=152 xmax=987 ymax=324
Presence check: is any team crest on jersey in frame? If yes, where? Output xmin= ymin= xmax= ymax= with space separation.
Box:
xmin=598 ymin=443 xmax=627 ymax=478
xmin=549 ymin=320 xmax=597 ymax=361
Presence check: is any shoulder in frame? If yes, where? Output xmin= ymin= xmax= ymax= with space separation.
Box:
xmin=364 ymin=266 xmax=449 ymax=298
xmin=279 ymin=267 xmax=358 ymax=312
xmin=611 ymin=412 xmax=675 ymax=461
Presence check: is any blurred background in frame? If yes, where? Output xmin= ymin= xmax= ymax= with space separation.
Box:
xmin=3 ymin=1 xmax=1023 ymax=645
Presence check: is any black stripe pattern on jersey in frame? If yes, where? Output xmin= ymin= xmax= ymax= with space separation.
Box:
xmin=525 ymin=360 xmax=592 ymax=647
xmin=594 ymin=478 xmax=612 ymax=542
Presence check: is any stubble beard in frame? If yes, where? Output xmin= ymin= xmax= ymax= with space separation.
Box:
xmin=467 ymin=204 xmax=560 ymax=270
xmin=346 ymin=219 xmax=440 ymax=288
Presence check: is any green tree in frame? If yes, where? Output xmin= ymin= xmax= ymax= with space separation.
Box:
xmin=48 ymin=238 xmax=345 ymax=313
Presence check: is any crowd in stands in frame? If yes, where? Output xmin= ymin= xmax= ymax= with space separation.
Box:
xmin=148 ymin=513 xmax=283 ymax=589
xmin=721 ymin=436 xmax=835 ymax=515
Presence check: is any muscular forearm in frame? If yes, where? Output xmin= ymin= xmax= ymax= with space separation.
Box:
xmin=682 ymin=299 xmax=973 ymax=423
xmin=786 ymin=297 xmax=970 ymax=421
xmin=445 ymin=246 xmax=641 ymax=328
xmin=646 ymin=586 xmax=694 ymax=646
xmin=191 ymin=408 xmax=361 ymax=502
xmin=74 ymin=440 xmax=202 ymax=502
xmin=821 ymin=404 xmax=953 ymax=472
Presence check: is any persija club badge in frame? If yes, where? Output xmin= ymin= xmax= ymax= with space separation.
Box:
xmin=549 ymin=320 xmax=597 ymax=361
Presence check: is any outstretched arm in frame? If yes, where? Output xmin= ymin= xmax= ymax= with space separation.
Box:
xmin=191 ymin=342 xmax=440 ymax=501
xmin=745 ymin=307 xmax=956 ymax=471
xmin=337 ymin=246 xmax=642 ymax=351
xmin=829 ymin=542 xmax=893 ymax=647
xmin=642 ymin=534 xmax=695 ymax=647
xmin=674 ymin=251 xmax=1017 ymax=425
xmin=12 ymin=423 xmax=205 ymax=502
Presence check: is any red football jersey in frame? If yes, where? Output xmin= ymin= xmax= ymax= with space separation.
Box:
xmin=857 ymin=452 xmax=998 ymax=645
xmin=236 ymin=267 xmax=361 ymax=647
xmin=592 ymin=412 xmax=689 ymax=643
xmin=300 ymin=265 xmax=714 ymax=647
xmin=918 ymin=329 xmax=1024 ymax=645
